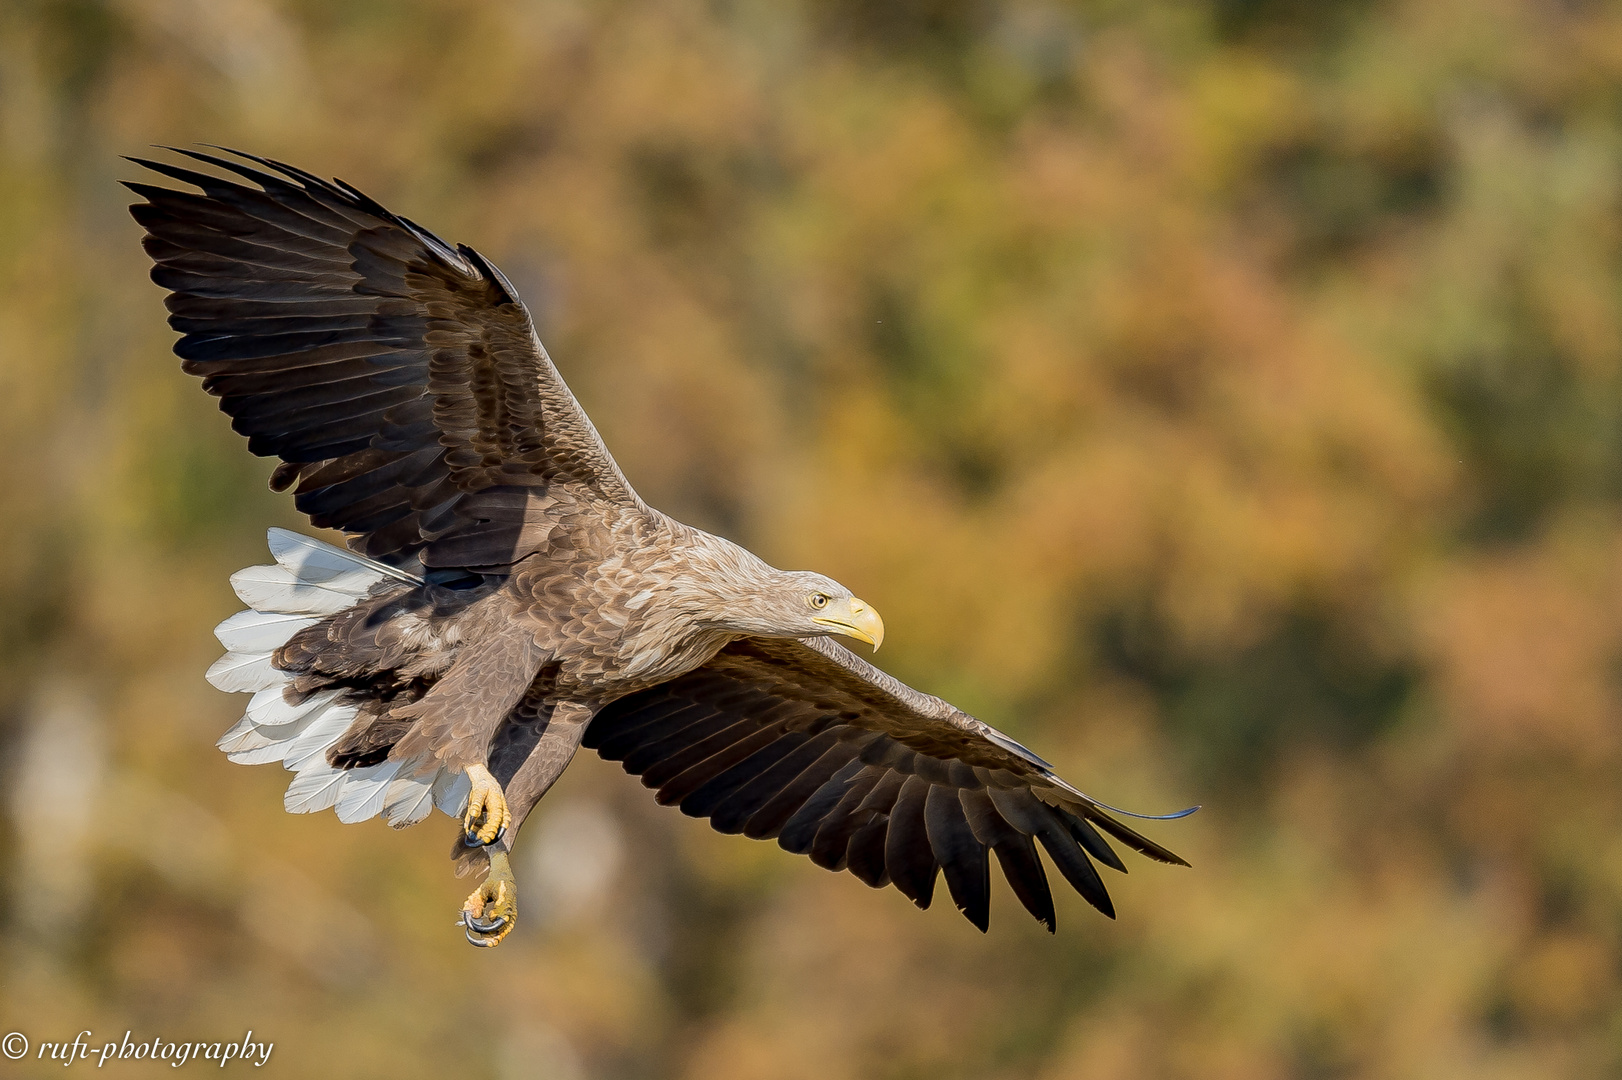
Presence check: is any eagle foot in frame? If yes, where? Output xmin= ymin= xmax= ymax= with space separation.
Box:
xmin=462 ymin=764 xmax=510 ymax=847
xmin=459 ymin=851 xmax=517 ymax=948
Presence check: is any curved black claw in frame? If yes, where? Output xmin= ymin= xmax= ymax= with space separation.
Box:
xmin=464 ymin=824 xmax=507 ymax=848
xmin=458 ymin=910 xmax=508 ymax=947
xmin=464 ymin=910 xmax=507 ymax=934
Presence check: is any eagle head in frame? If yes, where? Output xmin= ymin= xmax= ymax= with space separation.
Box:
xmin=710 ymin=568 xmax=885 ymax=651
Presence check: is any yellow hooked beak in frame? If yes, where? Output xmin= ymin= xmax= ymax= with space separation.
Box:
xmin=813 ymin=596 xmax=885 ymax=651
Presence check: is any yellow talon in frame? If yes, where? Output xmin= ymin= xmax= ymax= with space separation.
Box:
xmin=462 ymin=764 xmax=510 ymax=847
xmin=461 ymin=850 xmax=518 ymax=948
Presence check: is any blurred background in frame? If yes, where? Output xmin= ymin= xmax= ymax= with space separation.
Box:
xmin=3 ymin=0 xmax=1622 ymax=1076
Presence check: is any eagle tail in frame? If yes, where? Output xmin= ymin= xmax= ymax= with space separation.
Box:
xmin=207 ymin=529 xmax=472 ymax=829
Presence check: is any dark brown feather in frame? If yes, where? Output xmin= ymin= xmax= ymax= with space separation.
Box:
xmin=807 ymin=768 xmax=887 ymax=871
xmin=680 ymin=728 xmax=826 ymax=822
xmin=926 ymin=785 xmax=990 ymax=931
xmin=707 ymin=730 xmax=844 ymax=834
xmin=775 ymin=758 xmax=869 ymax=854
xmin=884 ymin=775 xmax=939 ymax=908
xmin=843 ymin=771 xmax=906 ymax=886
xmin=741 ymin=740 xmax=868 ymax=840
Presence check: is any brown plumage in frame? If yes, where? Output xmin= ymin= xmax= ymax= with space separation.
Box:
xmin=127 ymin=147 xmax=1191 ymax=943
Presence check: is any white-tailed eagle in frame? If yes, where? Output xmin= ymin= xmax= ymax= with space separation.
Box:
xmin=125 ymin=147 xmax=1192 ymax=946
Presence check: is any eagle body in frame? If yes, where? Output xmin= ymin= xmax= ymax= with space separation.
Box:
xmin=127 ymin=148 xmax=1192 ymax=942
xmin=282 ymin=511 xmax=777 ymax=776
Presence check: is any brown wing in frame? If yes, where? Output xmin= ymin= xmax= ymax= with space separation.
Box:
xmin=584 ymin=636 xmax=1191 ymax=932
xmin=126 ymin=147 xmax=642 ymax=571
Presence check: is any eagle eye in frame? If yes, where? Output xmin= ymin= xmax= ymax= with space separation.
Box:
xmin=808 ymin=592 xmax=830 ymax=610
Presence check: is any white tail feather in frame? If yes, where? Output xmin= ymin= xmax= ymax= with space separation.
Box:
xmin=268 ymin=527 xmax=422 ymax=585
xmin=230 ymin=564 xmax=382 ymax=615
xmin=206 ymin=530 xmax=464 ymax=830
xmin=383 ymin=771 xmax=436 ymax=828
xmin=280 ymin=706 xmax=360 ymax=772
xmin=284 ymin=764 xmax=348 ymax=814
xmin=205 ymin=651 xmax=287 ymax=693
xmin=247 ymin=687 xmax=338 ymax=727
xmin=217 ymin=715 xmax=274 ymax=755
xmin=228 ymin=739 xmax=312 ymax=768
xmin=335 ymin=759 xmax=405 ymax=823
xmin=433 ymin=770 xmax=472 ymax=817
xmin=214 ymin=610 xmax=319 ymax=654
xmin=226 ymin=699 xmax=351 ymax=766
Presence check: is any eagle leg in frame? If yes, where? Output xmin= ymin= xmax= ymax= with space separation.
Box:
xmin=460 ymin=849 xmax=518 ymax=948
xmin=462 ymin=763 xmax=511 ymax=846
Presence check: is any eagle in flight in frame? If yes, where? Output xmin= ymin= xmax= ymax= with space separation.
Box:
xmin=126 ymin=147 xmax=1191 ymax=947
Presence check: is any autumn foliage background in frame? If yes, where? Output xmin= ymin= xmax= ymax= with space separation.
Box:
xmin=3 ymin=0 xmax=1622 ymax=1076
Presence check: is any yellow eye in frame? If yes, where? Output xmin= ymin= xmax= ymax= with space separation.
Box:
xmin=809 ymin=593 xmax=830 ymax=610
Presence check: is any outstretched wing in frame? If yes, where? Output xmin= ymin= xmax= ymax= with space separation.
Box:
xmin=585 ymin=636 xmax=1191 ymax=932
xmin=127 ymin=147 xmax=643 ymax=571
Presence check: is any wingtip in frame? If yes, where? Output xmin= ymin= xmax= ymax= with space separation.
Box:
xmin=955 ymin=895 xmax=991 ymax=933
xmin=1089 ymin=799 xmax=1201 ymax=822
